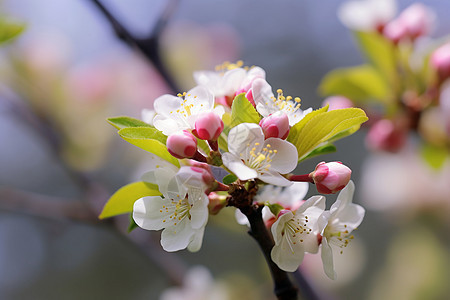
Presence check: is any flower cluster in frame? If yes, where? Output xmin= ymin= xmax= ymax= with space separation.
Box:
xmin=103 ymin=61 xmax=368 ymax=281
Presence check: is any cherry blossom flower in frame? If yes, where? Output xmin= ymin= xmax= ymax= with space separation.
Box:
xmin=235 ymin=182 xmax=309 ymax=226
xmin=318 ymin=181 xmax=365 ymax=279
xmin=338 ymin=0 xmax=397 ymax=32
xmin=193 ymin=61 xmax=265 ymax=106
xmin=153 ymin=85 xmax=222 ymax=136
xmin=271 ymin=196 xmax=326 ymax=272
xmin=252 ymin=78 xmax=312 ymax=126
xmin=222 ymin=123 xmax=298 ymax=186
xmin=133 ymin=164 xmax=209 ymax=252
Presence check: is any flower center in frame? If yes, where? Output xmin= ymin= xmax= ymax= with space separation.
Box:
xmin=245 ymin=142 xmax=278 ymax=172
xmin=267 ymin=88 xmax=302 ymax=116
xmin=215 ymin=60 xmax=245 ymax=74
xmin=160 ymin=197 xmax=192 ymax=226
xmin=282 ymin=215 xmax=312 ymax=254
xmin=325 ymin=223 xmax=354 ymax=254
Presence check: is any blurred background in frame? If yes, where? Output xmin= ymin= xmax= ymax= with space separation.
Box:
xmin=0 ymin=0 xmax=449 ymax=299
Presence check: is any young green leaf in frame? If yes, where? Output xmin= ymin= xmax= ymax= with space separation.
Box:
xmin=0 ymin=18 xmax=25 ymax=45
xmin=319 ymin=65 xmax=390 ymax=103
xmin=287 ymin=106 xmax=328 ymax=145
xmin=118 ymin=127 xmax=179 ymax=167
xmin=230 ymin=93 xmax=261 ymax=128
xmin=99 ymin=181 xmax=161 ymax=219
xmin=299 ymin=143 xmax=337 ymax=162
xmin=127 ymin=213 xmax=139 ymax=233
xmin=223 ymin=174 xmax=238 ymax=185
xmin=354 ymin=31 xmax=396 ymax=82
xmin=107 ymin=116 xmax=152 ymax=130
xmin=289 ymin=108 xmax=368 ymax=161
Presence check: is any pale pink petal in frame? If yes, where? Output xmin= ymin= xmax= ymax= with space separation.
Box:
xmin=264 ymin=138 xmax=298 ymax=174
xmin=222 ymin=152 xmax=258 ymax=180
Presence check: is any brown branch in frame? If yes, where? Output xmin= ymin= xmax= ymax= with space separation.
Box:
xmin=88 ymin=0 xmax=180 ymax=93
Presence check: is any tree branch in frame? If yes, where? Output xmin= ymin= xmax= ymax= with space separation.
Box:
xmin=88 ymin=0 xmax=180 ymax=93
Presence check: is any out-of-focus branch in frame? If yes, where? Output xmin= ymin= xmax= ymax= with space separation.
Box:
xmin=88 ymin=0 xmax=180 ymax=93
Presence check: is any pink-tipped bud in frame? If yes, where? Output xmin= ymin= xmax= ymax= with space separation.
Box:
xmin=365 ymin=119 xmax=407 ymax=152
xmin=431 ymin=43 xmax=450 ymax=81
xmin=383 ymin=18 xmax=408 ymax=44
xmin=311 ymin=162 xmax=352 ymax=194
xmin=322 ymin=96 xmax=353 ymax=111
xmin=176 ymin=165 xmax=215 ymax=190
xmin=193 ymin=112 xmax=224 ymax=141
xmin=259 ymin=111 xmax=290 ymax=139
xmin=208 ymin=192 xmax=228 ymax=215
xmin=167 ymin=130 xmax=197 ymax=159
xmin=398 ymin=3 xmax=435 ymax=40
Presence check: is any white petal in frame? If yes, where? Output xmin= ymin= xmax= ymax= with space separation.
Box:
xmin=153 ymin=115 xmax=185 ymax=136
xmin=133 ymin=197 xmax=169 ymax=231
xmin=189 ymin=193 xmax=209 ymax=229
xmin=227 ymin=123 xmax=264 ymax=156
xmin=296 ymin=195 xmax=326 ymax=215
xmin=186 ymin=85 xmax=215 ymax=113
xmin=264 ymin=138 xmax=298 ymax=174
xmin=154 ymin=94 xmax=182 ymax=117
xmin=141 ymin=157 xmax=178 ymax=183
xmin=222 ymin=68 xmax=246 ymax=95
xmin=334 ymin=203 xmax=365 ymax=231
xmin=255 ymin=103 xmax=271 ymax=118
xmin=258 ymin=170 xmax=292 ymax=186
xmin=271 ymin=211 xmax=294 ymax=244
xmin=166 ymin=176 xmax=188 ymax=201
xmin=321 ymin=238 xmax=337 ymax=280
xmin=222 ymin=152 xmax=258 ymax=180
xmin=235 ymin=209 xmax=249 ymax=226
xmin=161 ymin=221 xmax=195 ymax=252
xmin=187 ymin=227 xmax=205 ymax=252
xmin=271 ymin=236 xmax=305 ymax=272
xmin=288 ymin=107 xmax=312 ymax=126
xmin=318 ymin=211 xmax=332 ymax=234
xmin=141 ymin=109 xmax=156 ymax=125
xmin=252 ymin=78 xmax=274 ymax=109
xmin=284 ymin=182 xmax=309 ymax=202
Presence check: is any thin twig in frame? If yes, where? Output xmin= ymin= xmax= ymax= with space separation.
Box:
xmin=88 ymin=0 xmax=180 ymax=93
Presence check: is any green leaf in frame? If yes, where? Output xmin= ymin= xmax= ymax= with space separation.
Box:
xmin=230 ymin=93 xmax=261 ymax=128
xmin=289 ymin=108 xmax=368 ymax=160
xmin=127 ymin=213 xmax=139 ymax=233
xmin=118 ymin=127 xmax=179 ymax=167
xmin=266 ymin=203 xmax=283 ymax=217
xmin=319 ymin=65 xmax=390 ymax=103
xmin=99 ymin=181 xmax=161 ymax=219
xmin=299 ymin=143 xmax=337 ymax=162
xmin=354 ymin=31 xmax=396 ymax=81
xmin=107 ymin=116 xmax=152 ymax=130
xmin=420 ymin=143 xmax=448 ymax=170
xmin=223 ymin=174 xmax=238 ymax=185
xmin=287 ymin=106 xmax=328 ymax=145
xmin=0 ymin=18 xmax=25 ymax=45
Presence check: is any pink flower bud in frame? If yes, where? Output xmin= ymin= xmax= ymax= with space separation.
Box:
xmin=193 ymin=112 xmax=224 ymax=141
xmin=176 ymin=165 xmax=215 ymax=190
xmin=383 ymin=18 xmax=408 ymax=44
xmin=398 ymin=3 xmax=435 ymax=40
xmin=365 ymin=119 xmax=407 ymax=152
xmin=322 ymin=96 xmax=353 ymax=111
xmin=166 ymin=130 xmax=197 ymax=159
xmin=259 ymin=111 xmax=290 ymax=139
xmin=208 ymin=192 xmax=227 ymax=215
xmin=311 ymin=162 xmax=351 ymax=194
xmin=431 ymin=43 xmax=450 ymax=81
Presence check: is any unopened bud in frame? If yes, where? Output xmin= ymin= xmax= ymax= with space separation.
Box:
xmin=431 ymin=42 xmax=450 ymax=81
xmin=208 ymin=192 xmax=227 ymax=215
xmin=167 ymin=130 xmax=197 ymax=159
xmin=259 ymin=111 xmax=290 ymax=139
xmin=193 ymin=112 xmax=224 ymax=141
xmin=398 ymin=3 xmax=435 ymax=40
xmin=383 ymin=18 xmax=408 ymax=44
xmin=311 ymin=162 xmax=351 ymax=194
xmin=365 ymin=119 xmax=407 ymax=152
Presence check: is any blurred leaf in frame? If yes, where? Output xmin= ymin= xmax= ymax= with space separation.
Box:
xmin=420 ymin=143 xmax=448 ymax=170
xmin=319 ymin=65 xmax=390 ymax=103
xmin=230 ymin=93 xmax=261 ymax=128
xmin=288 ymin=108 xmax=368 ymax=160
xmin=99 ymin=181 xmax=161 ymax=219
xmin=223 ymin=174 xmax=238 ymax=185
xmin=0 ymin=18 xmax=25 ymax=45
xmin=107 ymin=116 xmax=152 ymax=130
xmin=267 ymin=203 xmax=283 ymax=216
xmin=118 ymin=127 xmax=179 ymax=167
xmin=299 ymin=143 xmax=336 ymax=162
xmin=354 ymin=31 xmax=396 ymax=81
xmin=127 ymin=213 xmax=139 ymax=233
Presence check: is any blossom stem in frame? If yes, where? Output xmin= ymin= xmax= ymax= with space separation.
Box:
xmin=289 ymin=173 xmax=314 ymax=183
xmin=214 ymin=181 xmax=230 ymax=192
xmin=192 ymin=150 xmax=208 ymax=163
xmin=207 ymin=139 xmax=218 ymax=151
